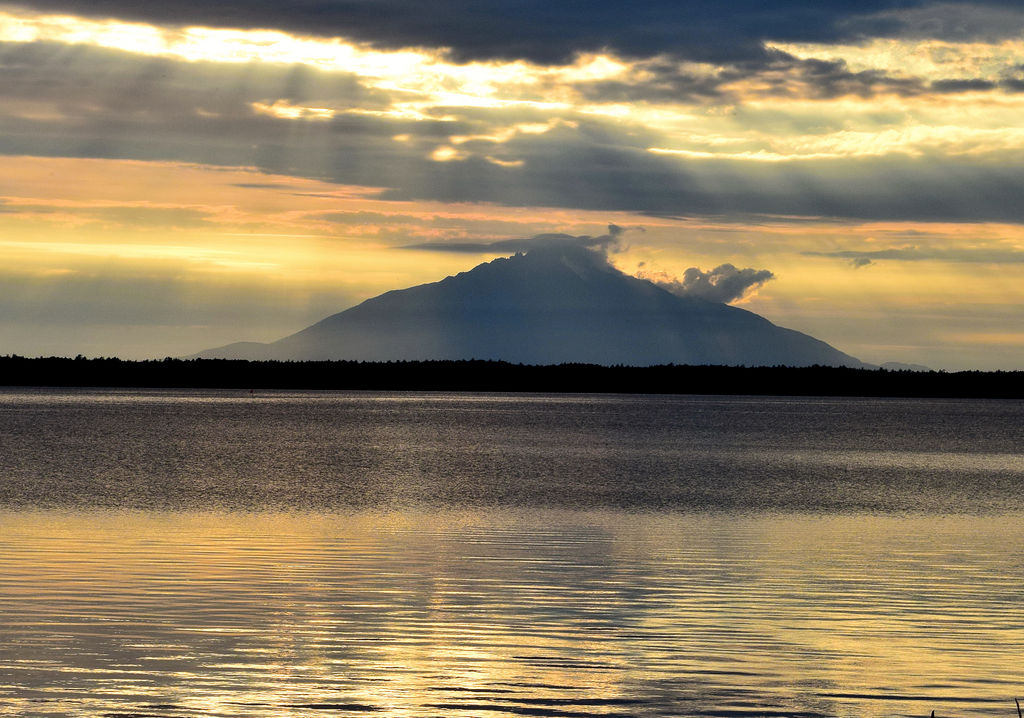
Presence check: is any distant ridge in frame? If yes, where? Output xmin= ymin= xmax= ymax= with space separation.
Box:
xmin=193 ymin=244 xmax=866 ymax=368
xmin=881 ymin=361 xmax=933 ymax=372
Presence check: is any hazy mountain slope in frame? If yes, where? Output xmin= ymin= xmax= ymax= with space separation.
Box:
xmin=195 ymin=246 xmax=865 ymax=367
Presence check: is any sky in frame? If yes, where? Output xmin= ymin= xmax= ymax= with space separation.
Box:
xmin=2 ymin=1 xmax=1024 ymax=369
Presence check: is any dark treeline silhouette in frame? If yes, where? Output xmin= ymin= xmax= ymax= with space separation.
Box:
xmin=2 ymin=355 xmax=1023 ymax=398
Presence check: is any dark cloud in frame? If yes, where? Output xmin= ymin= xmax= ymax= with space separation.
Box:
xmin=931 ymin=78 xmax=998 ymax=93
xmin=10 ymin=0 xmax=1019 ymax=64
xmin=639 ymin=264 xmax=775 ymax=303
xmin=321 ymin=211 xmax=550 ymax=241
xmin=6 ymin=73 xmax=1024 ymax=225
xmin=575 ymin=53 xmax=927 ymax=104
xmin=805 ymin=247 xmax=1024 ymax=263
xmin=401 ymin=225 xmax=624 ymax=254
xmin=789 ymin=58 xmax=925 ymax=99
xmin=5 ymin=42 xmax=1024 ymax=225
xmin=0 ymin=40 xmax=393 ymax=117
xmin=378 ymin=141 xmax=1024 ymax=223
xmin=0 ymin=40 xmax=464 ymax=183
xmin=845 ymin=2 xmax=1024 ymax=43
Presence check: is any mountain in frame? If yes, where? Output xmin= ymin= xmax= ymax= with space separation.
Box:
xmin=193 ymin=244 xmax=866 ymax=367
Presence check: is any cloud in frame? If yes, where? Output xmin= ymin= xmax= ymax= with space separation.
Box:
xmin=0 ymin=39 xmax=385 ymax=105
xmin=5 ymin=11 xmax=1024 ymax=226
xmin=806 ymin=247 xmax=1024 ymax=263
xmin=846 ymin=2 xmax=1024 ymax=43
xmin=11 ymin=1 xmax=1020 ymax=65
xmin=379 ymin=145 xmax=1024 ymax=223
xmin=577 ymin=52 xmax=926 ymax=104
xmin=400 ymin=224 xmax=625 ymax=254
xmin=6 ymin=46 xmax=1024 ymax=225
xmin=639 ymin=264 xmax=776 ymax=303
xmin=0 ymin=1 xmax=861 ymax=64
xmin=930 ymin=78 xmax=998 ymax=92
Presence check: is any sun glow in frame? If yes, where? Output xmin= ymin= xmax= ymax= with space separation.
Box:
xmin=251 ymin=100 xmax=336 ymax=121
xmin=0 ymin=9 xmax=626 ymax=110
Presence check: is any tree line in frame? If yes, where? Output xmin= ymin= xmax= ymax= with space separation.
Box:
xmin=1 ymin=355 xmax=1023 ymax=398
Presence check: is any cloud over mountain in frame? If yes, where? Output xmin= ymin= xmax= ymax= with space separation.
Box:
xmin=401 ymin=225 xmax=626 ymax=255
xmin=404 ymin=228 xmax=777 ymax=305
xmin=640 ymin=264 xmax=776 ymax=304
xmin=399 ymin=228 xmax=622 ymax=256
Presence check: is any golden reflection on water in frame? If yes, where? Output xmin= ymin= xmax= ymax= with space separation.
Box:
xmin=2 ymin=509 xmax=1023 ymax=718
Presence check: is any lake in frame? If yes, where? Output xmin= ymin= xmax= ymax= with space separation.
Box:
xmin=1 ymin=389 xmax=1022 ymax=718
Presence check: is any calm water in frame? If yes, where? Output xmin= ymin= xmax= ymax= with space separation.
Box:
xmin=1 ymin=389 xmax=1023 ymax=718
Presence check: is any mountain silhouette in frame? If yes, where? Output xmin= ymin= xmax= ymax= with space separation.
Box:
xmin=194 ymin=244 xmax=865 ymax=367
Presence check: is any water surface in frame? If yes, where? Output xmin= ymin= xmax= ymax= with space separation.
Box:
xmin=1 ymin=389 xmax=1022 ymax=718
xmin=2 ymin=389 xmax=1021 ymax=512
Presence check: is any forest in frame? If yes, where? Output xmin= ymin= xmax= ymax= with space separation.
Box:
xmin=2 ymin=355 xmax=1023 ymax=398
